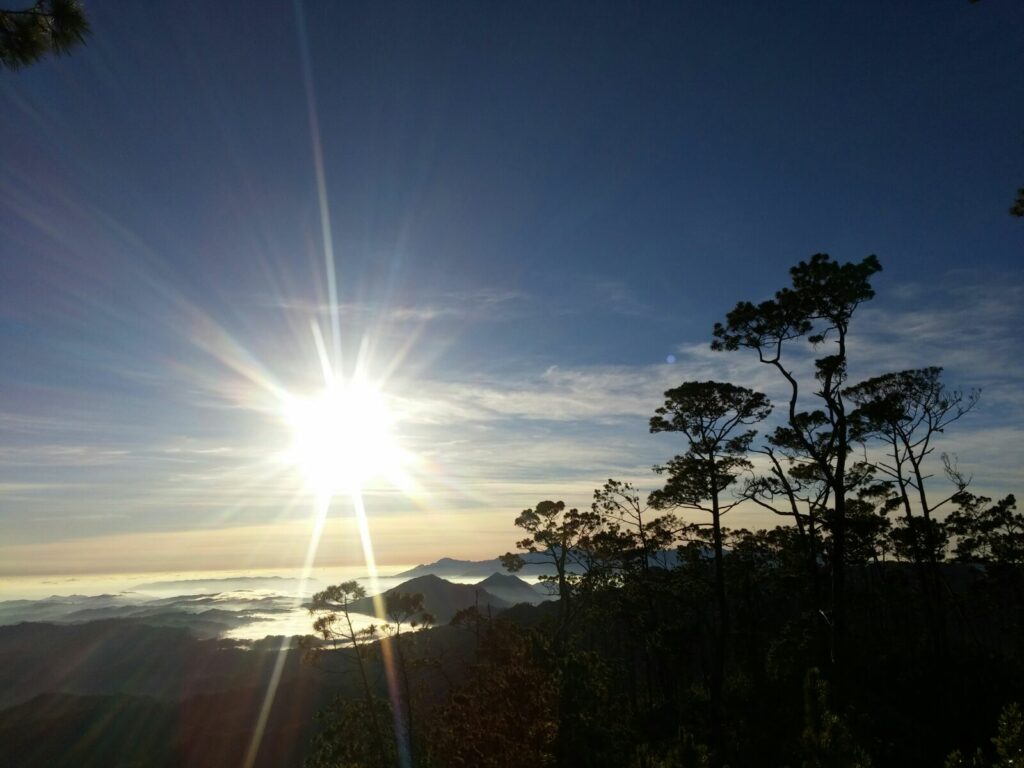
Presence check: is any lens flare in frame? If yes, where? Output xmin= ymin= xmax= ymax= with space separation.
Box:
xmin=284 ymin=381 xmax=405 ymax=497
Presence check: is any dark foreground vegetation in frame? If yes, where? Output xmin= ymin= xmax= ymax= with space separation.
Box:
xmin=302 ymin=256 xmax=1023 ymax=768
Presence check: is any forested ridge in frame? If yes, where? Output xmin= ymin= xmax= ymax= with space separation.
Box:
xmin=303 ymin=255 xmax=1024 ymax=768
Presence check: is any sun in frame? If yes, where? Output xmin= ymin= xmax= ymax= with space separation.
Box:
xmin=283 ymin=380 xmax=405 ymax=497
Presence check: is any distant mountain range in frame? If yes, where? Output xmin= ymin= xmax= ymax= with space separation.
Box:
xmin=476 ymin=572 xmax=552 ymax=604
xmin=0 ymin=568 xmax=556 ymax=643
xmin=133 ymin=575 xmax=305 ymax=592
xmin=347 ymin=572 xmax=551 ymax=624
xmin=392 ymin=551 xmax=682 ymax=580
xmin=0 ymin=591 xmax=294 ymax=639
xmin=0 ymin=573 xmax=561 ymax=766
xmin=393 ymin=555 xmax=579 ymax=579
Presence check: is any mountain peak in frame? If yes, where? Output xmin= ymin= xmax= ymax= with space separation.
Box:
xmin=474 ymin=572 xmax=549 ymax=605
xmin=348 ymin=574 xmax=510 ymax=624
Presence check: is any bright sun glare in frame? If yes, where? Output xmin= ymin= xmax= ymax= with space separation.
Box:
xmin=284 ymin=381 xmax=405 ymax=497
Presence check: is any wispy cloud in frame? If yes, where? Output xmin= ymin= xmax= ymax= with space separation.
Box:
xmin=0 ymin=444 xmax=131 ymax=468
xmin=581 ymin=278 xmax=661 ymax=319
xmin=396 ymin=272 xmax=1023 ymax=511
xmin=853 ymin=277 xmax=1024 ymax=415
xmin=255 ymin=287 xmax=529 ymax=326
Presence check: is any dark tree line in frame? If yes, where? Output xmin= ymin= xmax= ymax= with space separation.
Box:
xmin=304 ymin=255 xmax=1023 ymax=768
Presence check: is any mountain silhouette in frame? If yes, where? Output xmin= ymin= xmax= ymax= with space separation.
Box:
xmin=475 ymin=573 xmax=550 ymax=605
xmin=347 ymin=574 xmax=510 ymax=624
xmin=393 ymin=554 xmax=579 ymax=579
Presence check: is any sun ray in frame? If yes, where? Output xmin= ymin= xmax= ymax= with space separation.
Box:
xmin=244 ymin=7 xmax=416 ymax=766
xmin=352 ymin=492 xmax=411 ymax=768
xmin=294 ymin=0 xmax=342 ymax=374
xmin=310 ymin=320 xmax=335 ymax=385
xmin=243 ymin=493 xmax=330 ymax=768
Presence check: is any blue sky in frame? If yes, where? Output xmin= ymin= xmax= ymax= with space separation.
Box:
xmin=1 ymin=1 xmax=1022 ymax=575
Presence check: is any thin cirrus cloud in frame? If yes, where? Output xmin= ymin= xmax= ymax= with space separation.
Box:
xmin=257 ymin=287 xmax=529 ymax=325
xmin=397 ymin=272 xmax=1021 ymax=504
